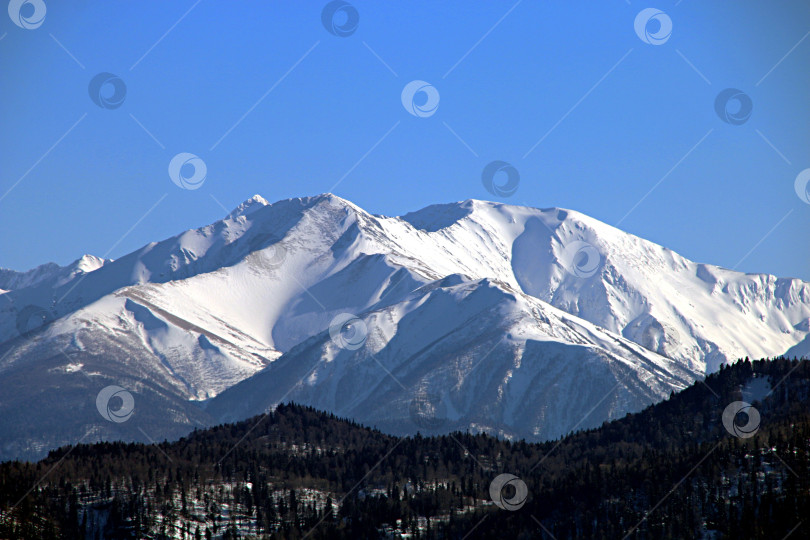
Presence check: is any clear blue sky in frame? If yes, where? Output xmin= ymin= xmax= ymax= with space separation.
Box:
xmin=1 ymin=1 xmax=808 ymax=280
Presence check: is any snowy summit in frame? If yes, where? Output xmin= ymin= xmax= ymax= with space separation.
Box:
xmin=0 ymin=193 xmax=808 ymax=461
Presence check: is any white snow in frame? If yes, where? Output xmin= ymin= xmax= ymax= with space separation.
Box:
xmin=0 ymin=193 xmax=808 ymax=450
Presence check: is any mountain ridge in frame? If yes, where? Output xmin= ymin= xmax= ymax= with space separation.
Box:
xmin=0 ymin=193 xmax=807 ymax=461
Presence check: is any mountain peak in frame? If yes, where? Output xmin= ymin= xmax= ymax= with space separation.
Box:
xmin=314 ymin=192 xmax=366 ymax=212
xmin=400 ymin=201 xmax=475 ymax=232
xmin=228 ymin=194 xmax=270 ymax=219
xmin=72 ymin=254 xmax=107 ymax=272
xmin=1 ymin=192 xmax=809 ymax=462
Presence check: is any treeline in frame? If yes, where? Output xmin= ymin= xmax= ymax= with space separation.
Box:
xmin=0 ymin=357 xmax=808 ymax=538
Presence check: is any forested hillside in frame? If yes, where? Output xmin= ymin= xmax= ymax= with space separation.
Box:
xmin=1 ymin=357 xmax=808 ymax=539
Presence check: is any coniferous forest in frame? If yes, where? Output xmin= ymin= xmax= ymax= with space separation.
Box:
xmin=1 ymin=357 xmax=809 ymax=539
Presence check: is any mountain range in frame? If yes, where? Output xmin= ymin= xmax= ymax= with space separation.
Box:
xmin=1 ymin=193 xmax=808 ymax=461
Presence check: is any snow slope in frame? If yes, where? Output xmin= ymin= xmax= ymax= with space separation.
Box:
xmin=208 ymin=275 xmax=698 ymax=441
xmin=0 ymin=193 xmax=807 ymax=460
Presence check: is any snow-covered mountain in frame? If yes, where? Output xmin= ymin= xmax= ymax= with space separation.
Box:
xmin=0 ymin=254 xmax=108 ymax=292
xmin=207 ymin=275 xmax=697 ymax=442
xmin=1 ymin=193 xmax=808 ymax=461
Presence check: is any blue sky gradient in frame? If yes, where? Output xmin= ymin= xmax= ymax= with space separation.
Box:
xmin=1 ymin=1 xmax=808 ymax=279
